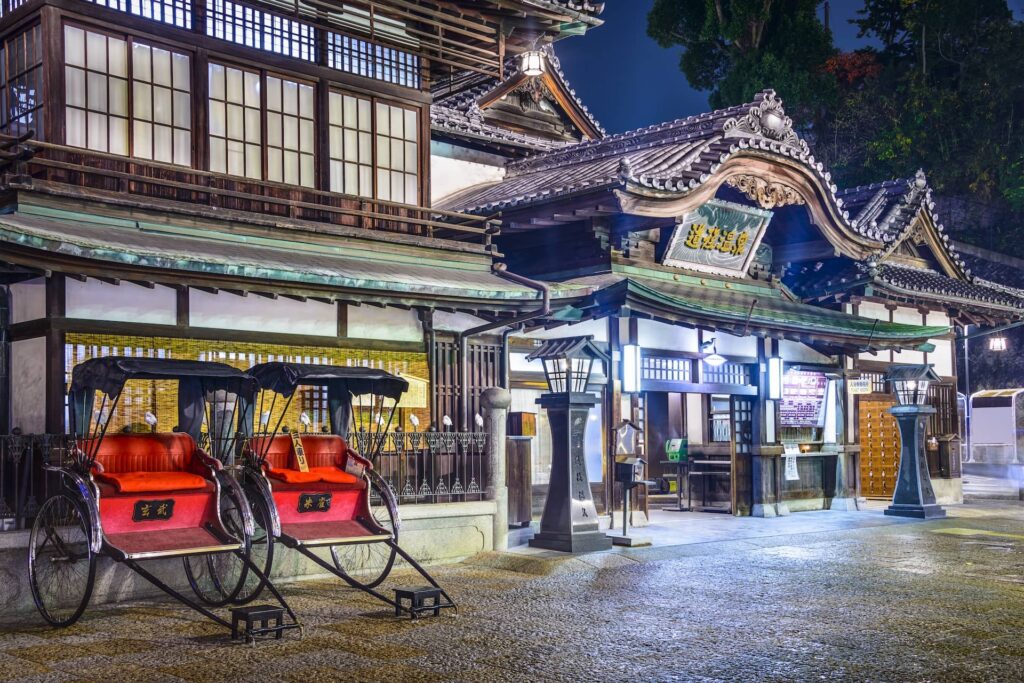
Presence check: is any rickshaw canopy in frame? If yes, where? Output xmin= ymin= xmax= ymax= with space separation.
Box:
xmin=248 ymin=363 xmax=408 ymax=400
xmin=68 ymin=357 xmax=258 ymax=440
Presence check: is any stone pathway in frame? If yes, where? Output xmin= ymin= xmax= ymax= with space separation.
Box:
xmin=2 ymin=503 xmax=1024 ymax=682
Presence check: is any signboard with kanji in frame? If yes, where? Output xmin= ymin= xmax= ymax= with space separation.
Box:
xmin=780 ymin=370 xmax=829 ymax=427
xmin=662 ymin=198 xmax=774 ymax=276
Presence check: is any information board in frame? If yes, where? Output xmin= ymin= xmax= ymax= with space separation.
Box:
xmin=780 ymin=370 xmax=828 ymax=427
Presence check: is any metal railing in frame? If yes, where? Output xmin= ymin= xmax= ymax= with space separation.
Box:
xmin=355 ymin=431 xmax=489 ymax=506
xmin=0 ymin=429 xmax=490 ymax=531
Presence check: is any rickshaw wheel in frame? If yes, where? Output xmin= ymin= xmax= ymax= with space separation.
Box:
xmin=183 ymin=479 xmax=251 ymax=607
xmin=232 ymin=488 xmax=275 ymax=605
xmin=330 ymin=475 xmax=398 ymax=589
xmin=28 ymin=494 xmax=96 ymax=628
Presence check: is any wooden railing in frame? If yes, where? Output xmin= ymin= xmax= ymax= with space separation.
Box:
xmin=5 ymin=140 xmax=500 ymax=248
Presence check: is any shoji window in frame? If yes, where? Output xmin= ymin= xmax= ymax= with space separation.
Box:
xmin=327 ymin=91 xmax=372 ymax=197
xmin=208 ymin=62 xmax=261 ymax=179
xmin=1 ymin=24 xmax=45 ymax=138
xmin=64 ymin=25 xmax=191 ymax=164
xmin=132 ymin=43 xmax=191 ymax=165
xmin=375 ymin=101 xmax=417 ymax=203
xmin=266 ymin=75 xmax=314 ymax=187
xmin=64 ymin=26 xmax=129 ymax=154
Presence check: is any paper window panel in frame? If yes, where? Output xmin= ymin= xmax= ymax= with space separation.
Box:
xmin=328 ymin=91 xmax=373 ymax=197
xmin=64 ymin=27 xmax=129 ymax=155
xmin=266 ymin=75 xmax=314 ymax=187
xmin=208 ymin=62 xmax=261 ymax=180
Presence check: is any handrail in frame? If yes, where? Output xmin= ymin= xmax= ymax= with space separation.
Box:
xmin=6 ymin=140 xmax=501 ymax=245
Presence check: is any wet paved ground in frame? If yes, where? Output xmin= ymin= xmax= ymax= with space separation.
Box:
xmin=3 ymin=502 xmax=1024 ymax=682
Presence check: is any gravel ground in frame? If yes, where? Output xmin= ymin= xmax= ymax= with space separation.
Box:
xmin=3 ymin=503 xmax=1024 ymax=682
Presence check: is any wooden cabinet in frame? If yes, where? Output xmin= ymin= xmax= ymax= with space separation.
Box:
xmin=858 ymin=398 xmax=901 ymax=498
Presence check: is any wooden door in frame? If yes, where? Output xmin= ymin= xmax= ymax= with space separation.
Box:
xmin=731 ymin=396 xmax=755 ymax=514
xmin=858 ymin=397 xmax=901 ymax=498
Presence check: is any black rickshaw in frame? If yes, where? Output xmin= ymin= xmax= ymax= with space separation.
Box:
xmin=27 ymin=357 xmax=300 ymax=641
xmin=226 ymin=362 xmax=457 ymax=618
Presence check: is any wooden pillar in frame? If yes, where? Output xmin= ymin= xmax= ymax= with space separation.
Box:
xmin=604 ymin=316 xmax=620 ymax=516
xmin=44 ymin=274 xmax=65 ymax=434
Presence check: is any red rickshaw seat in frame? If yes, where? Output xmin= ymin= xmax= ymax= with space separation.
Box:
xmin=252 ymin=434 xmax=366 ymax=490
xmin=95 ymin=471 xmax=208 ymax=493
xmin=89 ymin=433 xmax=211 ymax=495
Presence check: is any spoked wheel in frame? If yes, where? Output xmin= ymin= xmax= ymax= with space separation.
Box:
xmin=330 ymin=474 xmax=399 ymax=589
xmin=183 ymin=477 xmax=252 ymax=607
xmin=28 ymin=494 xmax=96 ymax=627
xmin=232 ymin=487 xmax=275 ymax=604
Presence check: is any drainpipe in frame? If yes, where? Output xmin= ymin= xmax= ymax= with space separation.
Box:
xmin=457 ymin=264 xmax=551 ymax=430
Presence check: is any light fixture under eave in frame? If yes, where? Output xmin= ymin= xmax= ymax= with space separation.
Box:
xmin=520 ymin=50 xmax=545 ymax=77
xmin=700 ymin=337 xmax=727 ymax=367
xmin=989 ymin=336 xmax=1008 ymax=352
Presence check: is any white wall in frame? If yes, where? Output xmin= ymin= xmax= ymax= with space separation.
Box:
xmin=924 ymin=311 xmax=954 ymax=377
xmin=686 ymin=393 xmax=704 ymax=445
xmin=891 ymin=306 xmax=925 ymax=364
xmin=11 ymin=338 xmax=46 ymax=433
xmin=67 ymin=279 xmax=177 ymax=325
xmin=190 ymin=289 xmax=336 ymax=336
xmin=778 ymin=339 xmax=832 ymax=364
xmin=346 ymin=305 xmax=421 ymax=342
xmin=432 ymin=311 xmax=488 ymax=333
xmin=636 ymin=319 xmax=698 ymax=352
xmin=430 ymin=154 xmax=505 ymax=204
xmin=9 ymin=278 xmax=45 ymax=323
xmin=855 ymin=301 xmax=891 ymax=362
xmin=713 ymin=331 xmax=757 ymax=358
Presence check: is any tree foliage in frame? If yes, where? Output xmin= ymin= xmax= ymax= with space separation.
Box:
xmin=648 ymin=0 xmax=1024 ymax=255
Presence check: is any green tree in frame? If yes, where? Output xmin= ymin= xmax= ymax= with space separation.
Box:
xmin=647 ymin=0 xmax=837 ymax=122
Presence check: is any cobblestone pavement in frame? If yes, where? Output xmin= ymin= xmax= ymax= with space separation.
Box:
xmin=3 ymin=504 xmax=1024 ymax=682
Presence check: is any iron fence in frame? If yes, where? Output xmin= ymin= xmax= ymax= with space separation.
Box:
xmin=349 ymin=431 xmax=490 ymax=506
xmin=0 ymin=429 xmax=490 ymax=531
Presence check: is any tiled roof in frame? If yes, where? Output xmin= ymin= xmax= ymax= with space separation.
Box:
xmin=872 ymin=263 xmax=1024 ymax=311
xmin=835 ymin=170 xmax=969 ymax=276
xmin=430 ymin=45 xmax=603 ymax=154
xmin=436 ymin=91 xmax=881 ymax=232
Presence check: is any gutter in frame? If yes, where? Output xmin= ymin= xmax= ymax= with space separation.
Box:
xmin=457 ymin=264 xmax=551 ymax=430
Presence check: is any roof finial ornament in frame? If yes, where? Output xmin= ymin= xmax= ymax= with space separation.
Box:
xmin=467 ymin=103 xmax=484 ymax=125
xmin=721 ymin=89 xmax=808 ymax=154
xmin=618 ymin=157 xmax=633 ymax=181
xmin=914 ymin=168 xmax=927 ymax=189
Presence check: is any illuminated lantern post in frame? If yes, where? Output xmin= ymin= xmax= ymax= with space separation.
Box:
xmin=883 ymin=364 xmax=946 ymax=519
xmin=527 ymin=336 xmax=612 ymax=553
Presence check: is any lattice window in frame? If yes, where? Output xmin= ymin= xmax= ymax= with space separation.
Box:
xmin=328 ymin=91 xmax=373 ymax=197
xmin=207 ymin=0 xmax=316 ymax=62
xmin=374 ymin=101 xmax=417 ymax=203
xmin=1 ymin=24 xmax=44 ymax=138
xmin=64 ymin=26 xmax=129 ymax=155
xmin=208 ymin=62 xmax=261 ymax=179
xmin=266 ymin=75 xmax=315 ymax=187
xmin=642 ymin=355 xmax=692 ymax=383
xmin=131 ymin=42 xmax=191 ymax=165
xmin=81 ymin=0 xmax=192 ymax=29
xmin=326 ymin=33 xmax=420 ymax=89
xmin=702 ymin=361 xmax=753 ymax=385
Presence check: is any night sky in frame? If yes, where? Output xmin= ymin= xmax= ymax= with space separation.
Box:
xmin=556 ymin=0 xmax=1024 ymax=135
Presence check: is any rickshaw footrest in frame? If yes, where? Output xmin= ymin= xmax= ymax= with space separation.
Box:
xmin=230 ymin=605 xmax=286 ymax=641
xmin=393 ymin=586 xmax=444 ymax=618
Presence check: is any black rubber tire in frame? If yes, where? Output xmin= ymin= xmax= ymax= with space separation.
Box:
xmin=330 ymin=475 xmax=399 ymax=589
xmin=232 ymin=486 xmax=275 ymax=605
xmin=28 ymin=494 xmax=96 ymax=628
xmin=183 ymin=478 xmax=251 ymax=607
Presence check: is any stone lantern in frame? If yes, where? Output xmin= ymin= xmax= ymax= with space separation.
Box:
xmin=883 ymin=364 xmax=946 ymax=519
xmin=527 ymin=336 xmax=612 ymax=553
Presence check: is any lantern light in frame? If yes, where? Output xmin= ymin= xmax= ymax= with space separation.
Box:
xmin=521 ymin=50 xmax=545 ymax=77
xmin=700 ymin=338 xmax=727 ymax=368
xmin=526 ymin=336 xmax=608 ymax=395
xmin=622 ymin=344 xmax=642 ymax=394
xmin=767 ymin=356 xmax=783 ymax=400
xmin=884 ymin=364 xmax=941 ymax=406
xmin=989 ymin=336 xmax=1008 ymax=352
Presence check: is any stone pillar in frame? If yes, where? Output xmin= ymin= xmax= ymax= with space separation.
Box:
xmin=481 ymin=387 xmax=511 ymax=551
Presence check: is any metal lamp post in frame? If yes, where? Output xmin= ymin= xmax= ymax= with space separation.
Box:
xmin=884 ymin=364 xmax=947 ymax=519
xmin=527 ymin=336 xmax=613 ymax=553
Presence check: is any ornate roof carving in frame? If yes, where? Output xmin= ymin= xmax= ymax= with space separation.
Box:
xmin=725 ymin=174 xmax=805 ymax=210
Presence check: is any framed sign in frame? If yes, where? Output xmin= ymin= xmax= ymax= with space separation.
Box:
xmin=663 ymin=198 xmax=774 ymax=276
xmin=849 ymin=378 xmax=873 ymax=395
xmin=780 ymin=370 xmax=828 ymax=427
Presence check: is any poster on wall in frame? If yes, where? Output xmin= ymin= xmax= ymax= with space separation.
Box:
xmin=780 ymin=370 xmax=828 ymax=427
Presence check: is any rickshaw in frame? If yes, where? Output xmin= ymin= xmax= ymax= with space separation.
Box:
xmin=226 ymin=362 xmax=457 ymax=617
xmin=27 ymin=357 xmax=300 ymax=641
